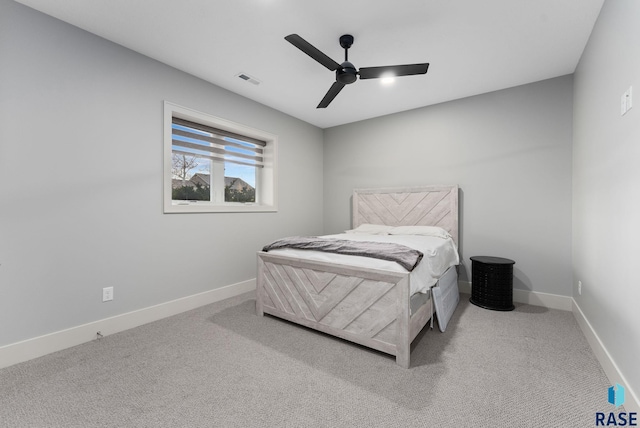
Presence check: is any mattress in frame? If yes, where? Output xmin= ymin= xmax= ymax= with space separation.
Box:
xmin=267 ymin=232 xmax=459 ymax=296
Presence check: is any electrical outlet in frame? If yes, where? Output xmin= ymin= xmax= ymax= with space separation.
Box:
xmin=102 ymin=286 xmax=114 ymax=302
xmin=578 ymin=281 xmax=582 ymax=295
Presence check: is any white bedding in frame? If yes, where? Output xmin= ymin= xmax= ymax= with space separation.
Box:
xmin=267 ymin=233 xmax=459 ymax=296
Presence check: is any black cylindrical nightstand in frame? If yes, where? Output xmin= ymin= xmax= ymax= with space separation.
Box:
xmin=470 ymin=256 xmax=515 ymax=311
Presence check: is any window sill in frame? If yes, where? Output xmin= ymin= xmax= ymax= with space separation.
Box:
xmin=164 ymin=202 xmax=277 ymax=214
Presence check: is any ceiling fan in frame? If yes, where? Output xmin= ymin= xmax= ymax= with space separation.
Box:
xmin=285 ymin=33 xmax=430 ymax=108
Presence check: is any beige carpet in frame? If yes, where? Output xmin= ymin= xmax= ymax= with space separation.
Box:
xmin=0 ymin=292 xmax=617 ymax=427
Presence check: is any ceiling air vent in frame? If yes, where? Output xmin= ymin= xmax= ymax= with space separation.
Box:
xmin=236 ymin=73 xmax=261 ymax=86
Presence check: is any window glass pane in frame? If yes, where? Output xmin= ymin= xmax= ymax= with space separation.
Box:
xmin=171 ymin=155 xmax=211 ymax=201
xmin=225 ymin=163 xmax=256 ymax=203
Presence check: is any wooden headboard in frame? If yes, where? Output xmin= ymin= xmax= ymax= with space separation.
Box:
xmin=352 ymin=185 xmax=459 ymax=246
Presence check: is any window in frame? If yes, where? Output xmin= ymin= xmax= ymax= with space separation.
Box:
xmin=164 ymin=102 xmax=277 ymax=213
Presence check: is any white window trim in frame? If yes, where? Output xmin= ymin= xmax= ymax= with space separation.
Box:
xmin=163 ymin=101 xmax=278 ymax=213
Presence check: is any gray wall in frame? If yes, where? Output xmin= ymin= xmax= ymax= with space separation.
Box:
xmin=323 ymin=76 xmax=574 ymax=295
xmin=573 ymin=0 xmax=640 ymax=401
xmin=0 ymin=0 xmax=324 ymax=347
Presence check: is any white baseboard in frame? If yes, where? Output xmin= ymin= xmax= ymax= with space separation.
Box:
xmin=0 ymin=279 xmax=256 ymax=370
xmin=572 ymin=299 xmax=639 ymax=414
xmin=458 ymin=281 xmax=573 ymax=311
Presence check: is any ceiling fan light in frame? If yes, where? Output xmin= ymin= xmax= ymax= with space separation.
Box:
xmin=381 ymin=76 xmax=396 ymax=85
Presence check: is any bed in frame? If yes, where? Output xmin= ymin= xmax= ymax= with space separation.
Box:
xmin=256 ymin=185 xmax=459 ymax=368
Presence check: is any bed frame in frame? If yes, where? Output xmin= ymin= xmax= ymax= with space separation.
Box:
xmin=256 ymin=185 xmax=459 ymax=368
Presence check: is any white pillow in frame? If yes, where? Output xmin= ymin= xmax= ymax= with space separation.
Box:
xmin=344 ymin=223 xmax=393 ymax=235
xmin=389 ymin=225 xmax=451 ymax=239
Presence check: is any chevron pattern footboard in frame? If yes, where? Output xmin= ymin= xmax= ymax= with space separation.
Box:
xmin=256 ymin=253 xmax=412 ymax=365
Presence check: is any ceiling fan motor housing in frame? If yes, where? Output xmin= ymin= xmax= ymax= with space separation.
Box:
xmin=337 ymin=61 xmax=357 ymax=84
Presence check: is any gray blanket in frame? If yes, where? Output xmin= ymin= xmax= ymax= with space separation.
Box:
xmin=262 ymin=236 xmax=424 ymax=271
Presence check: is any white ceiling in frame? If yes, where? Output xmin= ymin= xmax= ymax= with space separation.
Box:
xmin=15 ymin=0 xmax=604 ymax=129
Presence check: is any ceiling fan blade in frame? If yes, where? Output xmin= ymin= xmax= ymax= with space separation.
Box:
xmin=285 ymin=34 xmax=340 ymax=71
xmin=317 ymin=82 xmax=346 ymax=108
xmin=358 ymin=63 xmax=430 ymax=80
